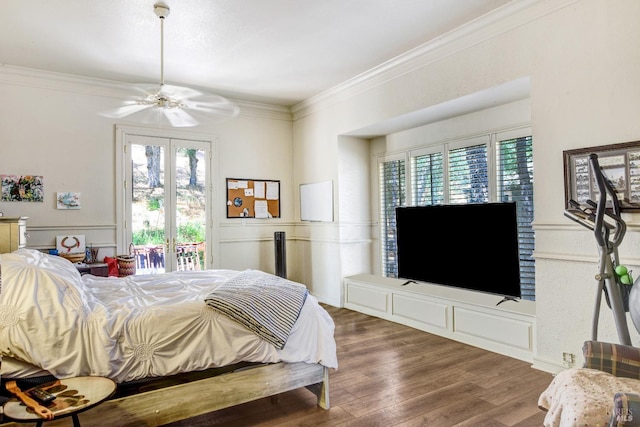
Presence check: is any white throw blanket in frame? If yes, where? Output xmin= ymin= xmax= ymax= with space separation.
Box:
xmin=0 ymin=249 xmax=338 ymax=383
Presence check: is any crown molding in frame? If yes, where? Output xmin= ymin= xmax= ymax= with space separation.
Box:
xmin=0 ymin=64 xmax=291 ymax=121
xmin=291 ymin=0 xmax=580 ymax=119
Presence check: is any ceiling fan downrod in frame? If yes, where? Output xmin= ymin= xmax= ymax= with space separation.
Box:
xmin=154 ymin=3 xmax=170 ymax=88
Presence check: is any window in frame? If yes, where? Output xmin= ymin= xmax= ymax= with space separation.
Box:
xmin=379 ymin=128 xmax=535 ymax=300
xmin=496 ymin=134 xmax=534 ymax=299
xmin=379 ymin=155 xmax=406 ymax=278
xmin=448 ymin=141 xmax=489 ymax=204
xmin=412 ymin=150 xmax=443 ymax=205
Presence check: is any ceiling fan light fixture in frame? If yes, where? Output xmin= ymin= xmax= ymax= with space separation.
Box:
xmin=100 ymin=2 xmax=238 ymax=127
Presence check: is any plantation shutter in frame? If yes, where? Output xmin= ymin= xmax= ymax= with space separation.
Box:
xmin=412 ymin=151 xmax=444 ymax=206
xmin=448 ymin=142 xmax=489 ymax=204
xmin=379 ymin=156 xmax=406 ymax=278
xmin=496 ymin=134 xmax=535 ymax=300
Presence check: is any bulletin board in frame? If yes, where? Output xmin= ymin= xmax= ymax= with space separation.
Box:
xmin=226 ymin=178 xmax=280 ymax=218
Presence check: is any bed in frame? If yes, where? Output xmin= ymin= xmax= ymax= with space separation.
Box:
xmin=0 ymin=249 xmax=337 ymax=425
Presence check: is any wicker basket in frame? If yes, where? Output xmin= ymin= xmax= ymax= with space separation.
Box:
xmin=60 ymin=253 xmax=86 ymax=263
xmin=117 ymin=243 xmax=136 ymax=277
xmin=117 ymin=255 xmax=136 ymax=276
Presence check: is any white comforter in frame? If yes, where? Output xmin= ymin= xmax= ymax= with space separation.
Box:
xmin=0 ymin=249 xmax=338 ymax=383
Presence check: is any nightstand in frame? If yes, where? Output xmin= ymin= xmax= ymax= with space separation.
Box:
xmin=75 ymin=263 xmax=109 ymax=277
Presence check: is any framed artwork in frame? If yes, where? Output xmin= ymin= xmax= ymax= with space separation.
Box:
xmin=1 ymin=174 xmax=44 ymax=202
xmin=563 ymin=141 xmax=640 ymax=211
xmin=57 ymin=192 xmax=81 ymax=209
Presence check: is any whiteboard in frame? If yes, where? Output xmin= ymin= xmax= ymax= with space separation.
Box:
xmin=300 ymin=181 xmax=333 ymax=222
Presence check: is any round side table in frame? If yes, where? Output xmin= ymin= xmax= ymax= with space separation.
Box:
xmin=3 ymin=376 xmax=116 ymax=427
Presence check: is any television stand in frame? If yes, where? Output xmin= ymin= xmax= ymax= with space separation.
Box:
xmin=343 ymin=274 xmax=535 ymax=363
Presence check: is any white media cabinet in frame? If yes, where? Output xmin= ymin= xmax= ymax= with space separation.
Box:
xmin=343 ymin=274 xmax=536 ymax=362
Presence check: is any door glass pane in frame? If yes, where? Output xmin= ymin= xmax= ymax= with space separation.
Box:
xmin=175 ymin=147 xmax=206 ymax=271
xmin=131 ymin=143 xmax=166 ymax=274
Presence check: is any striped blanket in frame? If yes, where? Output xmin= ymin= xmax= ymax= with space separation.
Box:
xmin=204 ymin=270 xmax=308 ymax=349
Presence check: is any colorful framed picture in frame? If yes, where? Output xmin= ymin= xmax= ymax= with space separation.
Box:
xmin=1 ymin=175 xmax=44 ymax=202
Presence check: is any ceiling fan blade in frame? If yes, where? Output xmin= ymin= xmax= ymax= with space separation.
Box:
xmin=162 ymin=108 xmax=199 ymax=127
xmin=189 ymin=103 xmax=240 ymax=117
xmin=129 ymin=84 xmax=161 ymax=96
xmin=159 ymin=84 xmax=203 ymax=99
xmin=184 ymin=95 xmax=240 ymax=119
xmin=99 ymin=103 xmax=153 ymax=119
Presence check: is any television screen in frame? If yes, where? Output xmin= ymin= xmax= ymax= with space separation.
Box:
xmin=395 ymin=202 xmax=521 ymax=299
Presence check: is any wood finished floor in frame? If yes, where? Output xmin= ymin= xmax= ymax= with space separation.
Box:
xmin=164 ymin=305 xmax=553 ymax=426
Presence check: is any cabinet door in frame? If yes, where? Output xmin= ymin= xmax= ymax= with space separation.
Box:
xmin=0 ymin=224 xmax=11 ymax=253
xmin=16 ymin=221 xmax=27 ymax=247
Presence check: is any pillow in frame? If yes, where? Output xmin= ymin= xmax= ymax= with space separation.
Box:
xmin=103 ymin=257 xmax=119 ymax=277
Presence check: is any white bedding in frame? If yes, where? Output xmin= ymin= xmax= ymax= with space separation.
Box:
xmin=0 ymin=249 xmax=338 ymax=383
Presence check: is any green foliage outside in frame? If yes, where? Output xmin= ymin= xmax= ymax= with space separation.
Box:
xmin=132 ymin=221 xmax=205 ymax=245
xmin=147 ymin=197 xmax=162 ymax=211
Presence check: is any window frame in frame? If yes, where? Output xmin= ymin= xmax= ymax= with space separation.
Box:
xmin=377 ymin=152 xmax=408 ymax=278
xmin=378 ymin=126 xmax=535 ymax=299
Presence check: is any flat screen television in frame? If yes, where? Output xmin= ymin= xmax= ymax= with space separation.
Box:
xmin=395 ymin=202 xmax=521 ymax=299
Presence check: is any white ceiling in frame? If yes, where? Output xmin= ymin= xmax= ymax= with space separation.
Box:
xmin=1 ymin=0 xmax=512 ymax=107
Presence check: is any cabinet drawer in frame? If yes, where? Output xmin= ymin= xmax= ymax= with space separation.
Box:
xmin=345 ymin=282 xmax=389 ymax=314
xmin=392 ymin=294 xmax=448 ymax=329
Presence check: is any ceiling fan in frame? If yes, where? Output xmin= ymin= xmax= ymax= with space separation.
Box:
xmin=100 ymin=3 xmax=239 ymax=127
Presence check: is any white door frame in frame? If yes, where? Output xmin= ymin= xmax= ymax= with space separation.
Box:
xmin=115 ymin=125 xmax=219 ymax=269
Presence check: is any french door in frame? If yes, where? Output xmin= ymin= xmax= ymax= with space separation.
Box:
xmin=118 ymin=130 xmax=212 ymax=274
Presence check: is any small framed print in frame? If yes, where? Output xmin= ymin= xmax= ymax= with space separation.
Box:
xmin=563 ymin=140 xmax=640 ymax=211
xmin=57 ymin=192 xmax=81 ymax=209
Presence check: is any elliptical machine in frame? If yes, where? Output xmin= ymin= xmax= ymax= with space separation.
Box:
xmin=564 ymin=153 xmax=632 ymax=345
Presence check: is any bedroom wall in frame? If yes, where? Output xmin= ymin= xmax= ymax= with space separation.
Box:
xmin=0 ymin=68 xmax=296 ymax=277
xmin=291 ymin=0 xmax=640 ymax=372
xmin=3 ymin=0 xmax=640 ymax=373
